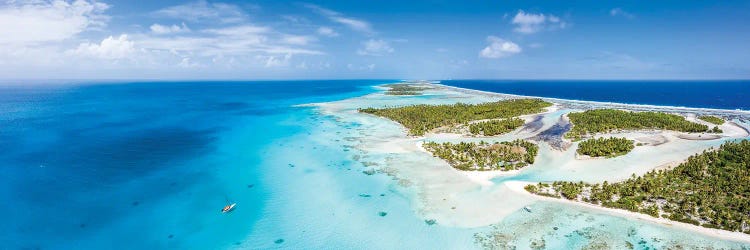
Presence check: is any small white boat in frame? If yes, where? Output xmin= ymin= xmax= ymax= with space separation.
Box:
xmin=222 ymin=203 xmax=236 ymax=213
xmin=524 ymin=206 xmax=532 ymax=212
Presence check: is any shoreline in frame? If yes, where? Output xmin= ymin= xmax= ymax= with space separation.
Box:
xmin=504 ymin=181 xmax=750 ymax=244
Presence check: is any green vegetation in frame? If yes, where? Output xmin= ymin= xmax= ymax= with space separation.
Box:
xmin=566 ymin=109 xmax=711 ymax=140
xmin=711 ymin=126 xmax=723 ymax=133
xmin=577 ymin=137 xmax=635 ymax=158
xmin=526 ymin=140 xmax=750 ymax=234
xmin=383 ymin=84 xmax=428 ymax=95
xmin=698 ymin=115 xmax=725 ymax=125
xmin=359 ymin=99 xmax=552 ymax=135
xmin=469 ymin=118 xmax=525 ymax=136
xmin=423 ymin=139 xmax=538 ymax=171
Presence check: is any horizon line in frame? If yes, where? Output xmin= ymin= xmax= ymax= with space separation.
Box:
xmin=0 ymin=78 xmax=748 ymax=84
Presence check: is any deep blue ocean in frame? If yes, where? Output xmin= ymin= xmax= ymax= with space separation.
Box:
xmin=441 ymin=80 xmax=750 ymax=110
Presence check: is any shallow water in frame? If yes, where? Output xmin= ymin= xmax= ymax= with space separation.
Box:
xmin=2 ymin=81 xmax=748 ymax=249
xmin=478 ymin=201 xmax=750 ymax=250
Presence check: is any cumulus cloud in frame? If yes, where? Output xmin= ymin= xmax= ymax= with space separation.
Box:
xmin=317 ymin=26 xmax=339 ymax=37
xmin=511 ymin=10 xmax=566 ymax=34
xmin=0 ymin=0 xmax=109 ymax=45
xmin=150 ymin=23 xmax=191 ymax=34
xmin=69 ymin=34 xmax=135 ymax=60
xmin=153 ymin=0 xmax=246 ymax=23
xmin=357 ymin=39 xmax=394 ymax=56
xmin=304 ymin=4 xmax=374 ymax=35
xmin=610 ymin=8 xmax=635 ymax=19
xmin=479 ymin=36 xmax=521 ymax=59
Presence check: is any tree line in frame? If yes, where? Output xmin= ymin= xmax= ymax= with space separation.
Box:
xmin=698 ymin=115 xmax=725 ymax=125
xmin=359 ymin=99 xmax=552 ymax=136
xmin=576 ymin=137 xmax=635 ymax=158
xmin=566 ymin=109 xmax=714 ymax=140
xmin=468 ymin=118 xmax=525 ymax=136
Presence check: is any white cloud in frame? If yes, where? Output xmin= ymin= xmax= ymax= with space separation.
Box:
xmin=178 ymin=57 xmax=200 ymax=68
xmin=258 ymin=53 xmax=292 ymax=67
xmin=150 ymin=23 xmax=191 ymax=34
xmin=153 ymin=0 xmax=246 ymax=23
xmin=281 ymin=15 xmax=306 ymax=23
xmin=511 ymin=10 xmax=567 ymax=34
xmin=357 ymin=39 xmax=393 ymax=56
xmin=69 ymin=34 xmax=135 ymax=60
xmin=0 ymin=0 xmax=330 ymax=76
xmin=304 ymin=4 xmax=374 ymax=35
xmin=203 ymin=25 xmax=269 ymax=36
xmin=138 ymin=26 xmax=323 ymax=57
xmin=512 ymin=11 xmax=545 ymax=34
xmin=281 ymin=35 xmax=316 ymax=46
xmin=135 ymin=24 xmax=324 ymax=67
xmin=146 ymin=5 xmax=323 ymax=68
xmin=332 ymin=17 xmax=371 ymax=33
xmin=0 ymin=0 xmax=109 ymax=45
xmin=317 ymin=26 xmax=339 ymax=37
xmin=479 ymin=36 xmax=521 ymax=59
xmin=610 ymin=8 xmax=635 ymax=19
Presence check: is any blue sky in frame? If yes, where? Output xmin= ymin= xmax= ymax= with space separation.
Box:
xmin=0 ymin=0 xmax=748 ymax=80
